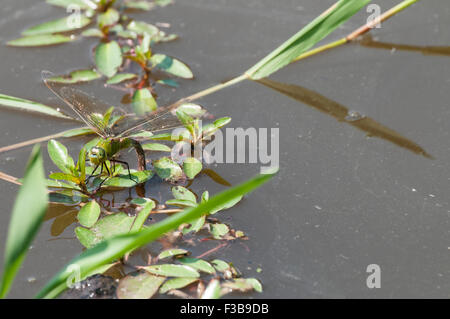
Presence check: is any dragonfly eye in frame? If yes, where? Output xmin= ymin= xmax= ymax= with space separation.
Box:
xmin=89 ymin=147 xmax=106 ymax=159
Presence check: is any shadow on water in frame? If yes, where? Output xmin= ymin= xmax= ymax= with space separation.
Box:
xmin=357 ymin=34 xmax=450 ymax=57
xmin=256 ymin=78 xmax=432 ymax=159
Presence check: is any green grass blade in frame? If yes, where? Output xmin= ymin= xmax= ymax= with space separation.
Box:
xmin=0 ymin=93 xmax=73 ymax=119
xmin=0 ymin=146 xmax=48 ymax=298
xmin=245 ymin=0 xmax=371 ymax=79
xmin=35 ymin=168 xmax=278 ymax=298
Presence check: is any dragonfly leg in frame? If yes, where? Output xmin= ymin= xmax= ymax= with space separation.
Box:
xmin=113 ymin=159 xmax=139 ymax=184
xmin=85 ymin=163 xmax=103 ymax=184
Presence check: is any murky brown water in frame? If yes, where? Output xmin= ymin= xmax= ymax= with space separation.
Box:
xmin=0 ymin=0 xmax=449 ymax=298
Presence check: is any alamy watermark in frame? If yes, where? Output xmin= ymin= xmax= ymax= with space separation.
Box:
xmin=170 ymin=122 xmax=279 ymax=174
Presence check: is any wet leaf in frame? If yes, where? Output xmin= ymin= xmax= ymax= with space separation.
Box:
xmin=75 ymin=227 xmax=96 ymax=248
xmin=142 ymin=264 xmax=199 ymax=278
xmin=49 ymin=190 xmax=86 ymax=205
xmin=0 ymin=93 xmax=72 ymax=119
xmin=51 ymin=210 xmax=78 ymax=237
xmin=81 ymin=28 xmax=104 ymax=37
xmin=178 ymin=258 xmax=215 ymax=274
xmin=129 ymin=201 xmax=155 ymax=233
xmin=22 ymin=16 xmax=91 ymax=36
xmin=177 ymin=103 xmax=205 ymax=117
xmin=48 ymin=140 xmax=75 ymax=174
xmin=127 ymin=21 xmax=159 ymax=37
xmin=165 ymin=199 xmax=197 ymax=207
xmin=45 ymin=69 xmax=102 ymax=84
xmin=97 ymin=8 xmax=119 ymax=28
xmin=210 ymin=195 xmax=242 ymax=214
xmin=124 ymin=1 xmax=154 ymax=11
xmin=95 ymin=41 xmax=123 ymax=77
xmin=202 ymin=169 xmax=231 ymax=187
xmin=201 ymin=279 xmax=220 ymax=299
xmin=153 ymin=157 xmax=183 ymax=181
xmin=101 ymin=170 xmax=154 ymax=188
xmin=172 ymin=186 xmax=196 ymax=203
xmin=132 ymin=88 xmax=157 ymax=116
xmin=211 ymin=259 xmax=230 ymax=272
xmin=37 ymin=170 xmax=277 ymax=298
xmin=210 ymin=223 xmax=229 ymax=239
xmin=182 ymin=216 xmax=205 ymax=234
xmin=106 ymin=73 xmax=137 ymax=84
xmin=183 ymin=157 xmax=202 ymax=179
xmin=78 ymin=201 xmax=101 ymax=228
xmin=117 ymin=272 xmax=165 ymax=299
xmin=48 ymin=172 xmax=80 ymax=184
xmin=222 ymin=278 xmax=262 ymax=293
xmin=7 ymin=34 xmax=73 ymax=47
xmin=159 ymin=277 xmax=197 ymax=294
xmin=158 ymin=249 xmax=189 ymax=260
xmin=142 ymin=143 xmax=171 ymax=152
xmin=150 ymin=54 xmax=193 ymax=79
xmin=157 ymin=79 xmax=179 ymax=87
xmin=0 ymin=146 xmax=48 ymax=298
xmin=61 ymin=127 xmax=94 ymax=137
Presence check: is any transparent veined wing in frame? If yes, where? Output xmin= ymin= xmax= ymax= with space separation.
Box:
xmin=42 ymin=70 xmax=123 ymax=138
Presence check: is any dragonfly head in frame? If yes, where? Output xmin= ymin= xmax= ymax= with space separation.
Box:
xmin=88 ymin=146 xmax=107 ymax=165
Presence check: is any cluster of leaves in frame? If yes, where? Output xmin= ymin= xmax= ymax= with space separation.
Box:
xmin=8 ymin=0 xmax=192 ymax=104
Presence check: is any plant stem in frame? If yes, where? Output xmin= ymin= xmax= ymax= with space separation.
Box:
xmin=167 ymin=0 xmax=420 ymax=107
xmin=294 ymin=0 xmax=421 ymax=62
xmin=0 ymin=171 xmax=20 ymax=185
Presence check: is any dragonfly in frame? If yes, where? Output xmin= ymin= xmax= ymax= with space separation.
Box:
xmin=42 ymin=70 xmax=193 ymax=190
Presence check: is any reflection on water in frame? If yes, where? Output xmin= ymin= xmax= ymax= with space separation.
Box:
xmin=357 ymin=34 xmax=450 ymax=57
xmin=257 ymin=78 xmax=432 ymax=159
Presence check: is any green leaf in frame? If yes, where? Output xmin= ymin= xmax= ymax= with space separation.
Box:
xmin=183 ymin=157 xmax=202 ymax=179
xmin=210 ymin=195 xmax=242 ymax=214
xmin=159 ymin=277 xmax=197 ymax=294
xmin=124 ymin=1 xmax=154 ymax=11
xmin=97 ymin=8 xmax=119 ymax=28
xmin=157 ymin=79 xmax=179 ymax=87
xmin=47 ymin=140 xmax=75 ymax=174
xmin=48 ymin=172 xmax=79 ymax=184
xmin=245 ymin=0 xmax=371 ymax=79
xmin=178 ymin=257 xmax=216 ymax=274
xmin=106 ymin=73 xmax=137 ymax=84
xmin=44 ymin=69 xmax=102 ymax=84
xmin=150 ymin=54 xmax=193 ymax=79
xmin=153 ymin=157 xmax=183 ymax=181
xmin=36 ymin=169 xmax=277 ymax=298
xmin=61 ymin=127 xmax=94 ymax=137
xmin=210 ymin=223 xmax=229 ymax=239
xmin=158 ymin=249 xmax=189 ymax=260
xmin=130 ymin=201 xmax=155 ymax=233
xmin=132 ymin=88 xmax=157 ymax=116
xmin=211 ymin=259 xmax=230 ymax=272
xmin=95 ymin=41 xmax=123 ymax=77
xmin=76 ymin=146 xmax=87 ymax=182
xmin=155 ymin=0 xmax=172 ymax=7
xmin=101 ymin=170 xmax=154 ymax=188
xmin=222 ymin=278 xmax=263 ymax=293
xmin=81 ymin=28 xmax=104 ymax=37
xmin=201 ymin=279 xmax=221 ymax=299
xmin=117 ymin=272 xmax=165 ymax=299
xmin=0 ymin=146 xmax=48 ymax=298
xmin=172 ymin=186 xmax=197 ymax=203
xmin=74 ymin=227 xmax=96 ymax=248
xmin=22 ymin=16 xmax=91 ymax=36
xmin=165 ymin=199 xmax=197 ymax=207
xmin=142 ymin=264 xmax=199 ymax=278
xmin=77 ymin=201 xmax=101 ymax=228
xmin=182 ymin=215 xmax=205 ymax=234
xmin=177 ymin=103 xmax=205 ymax=117
xmin=7 ymin=34 xmax=73 ymax=47
xmin=127 ymin=21 xmax=159 ymax=37
xmin=0 ymin=94 xmax=72 ymax=119
xmin=142 ymin=143 xmax=171 ymax=152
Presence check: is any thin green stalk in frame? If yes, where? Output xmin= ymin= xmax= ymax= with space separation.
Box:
xmin=168 ymin=0 xmax=420 ymax=107
xmin=294 ymin=0 xmax=421 ymax=62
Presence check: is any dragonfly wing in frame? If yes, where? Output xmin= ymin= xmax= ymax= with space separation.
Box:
xmin=117 ymin=104 xmax=189 ymax=137
xmin=42 ymin=71 xmax=125 ymax=137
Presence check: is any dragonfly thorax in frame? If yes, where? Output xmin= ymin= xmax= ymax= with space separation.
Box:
xmin=88 ymin=146 xmax=107 ymax=165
